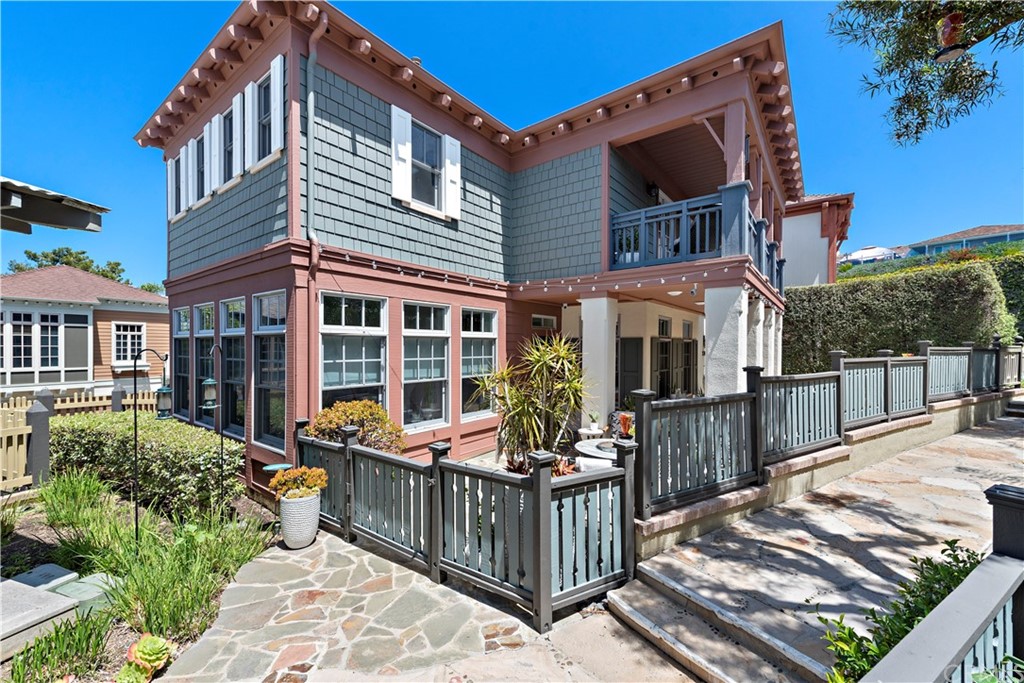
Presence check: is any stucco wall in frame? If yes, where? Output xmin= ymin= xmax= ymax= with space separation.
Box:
xmin=782 ymin=211 xmax=830 ymax=287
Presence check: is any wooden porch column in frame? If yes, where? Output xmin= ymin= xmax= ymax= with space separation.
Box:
xmin=724 ymin=100 xmax=746 ymax=185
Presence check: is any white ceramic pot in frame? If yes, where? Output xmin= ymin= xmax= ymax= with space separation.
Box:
xmin=279 ymin=492 xmax=320 ymax=549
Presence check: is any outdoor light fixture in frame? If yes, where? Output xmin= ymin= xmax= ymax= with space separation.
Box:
xmin=202 ymin=377 xmax=218 ymax=409
xmin=133 ymin=348 xmax=170 ymax=552
xmin=667 ymin=291 xmax=683 ymax=297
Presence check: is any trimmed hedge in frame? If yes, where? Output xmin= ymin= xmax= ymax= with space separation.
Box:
xmin=50 ymin=412 xmax=245 ymax=515
xmin=783 ymin=260 xmax=1018 ymax=374
xmin=992 ymin=254 xmax=1024 ymax=337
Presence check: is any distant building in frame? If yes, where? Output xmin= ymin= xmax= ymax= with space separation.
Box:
xmin=1 ymin=266 xmax=168 ymax=397
xmin=783 ymin=193 xmax=854 ymax=285
xmin=839 ymin=245 xmax=904 ymax=265
xmin=907 ymin=224 xmax=1024 ymax=256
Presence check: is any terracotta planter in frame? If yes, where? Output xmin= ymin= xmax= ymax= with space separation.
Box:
xmin=279 ymin=492 xmax=320 ymax=549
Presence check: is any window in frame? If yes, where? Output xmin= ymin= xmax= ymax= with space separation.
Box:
xmin=244 ymin=55 xmax=283 ymax=170
xmin=223 ymin=336 xmax=246 ymax=437
xmin=257 ymin=76 xmax=272 ymax=160
xmin=173 ymin=308 xmax=190 ymax=336
xmin=221 ymin=299 xmax=245 ymax=334
xmin=12 ymin=312 xmax=31 ymax=368
xmin=390 ymin=105 xmax=462 ymax=220
xmin=196 ymin=337 xmax=214 ymax=426
xmin=114 ymin=323 xmax=144 ymax=363
xmin=255 ymin=291 xmax=286 ymax=449
xmin=683 ymin=321 xmax=694 ymax=339
xmin=658 ymin=317 xmax=672 ymax=339
xmin=403 ymin=303 xmax=448 ymax=428
xmin=532 ymin=314 xmax=557 ymax=331
xmin=195 ymin=134 xmax=206 ymax=200
xmin=173 ymin=337 xmax=189 ymax=418
xmin=40 ymin=314 xmax=59 ymax=368
xmin=222 ymin=109 xmax=234 ymax=183
xmin=194 ymin=304 xmax=215 ymax=336
xmin=321 ymin=295 xmax=386 ymax=409
xmin=461 ymin=310 xmax=496 ymax=417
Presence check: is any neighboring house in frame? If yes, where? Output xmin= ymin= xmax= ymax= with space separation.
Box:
xmin=783 ymin=193 xmax=854 ymax=285
xmin=0 ymin=266 xmax=168 ymax=397
xmin=135 ymin=1 xmax=842 ymax=479
xmin=907 ymin=224 xmax=1024 ymax=256
xmin=839 ymin=245 xmax=906 ymax=265
xmin=1 ymin=177 xmax=108 ymax=235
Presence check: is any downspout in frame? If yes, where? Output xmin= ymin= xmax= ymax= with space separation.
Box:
xmin=306 ymin=6 xmax=328 ymax=421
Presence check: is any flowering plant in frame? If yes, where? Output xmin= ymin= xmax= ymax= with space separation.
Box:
xmin=269 ymin=466 xmax=328 ymax=500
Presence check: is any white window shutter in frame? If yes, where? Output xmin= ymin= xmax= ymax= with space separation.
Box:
xmin=166 ymin=159 xmax=174 ymax=219
xmin=244 ymin=81 xmax=257 ymax=170
xmin=442 ymin=134 xmax=461 ymax=221
xmin=232 ymin=93 xmax=244 ymax=178
xmin=210 ymin=114 xmax=223 ymax=189
xmin=270 ymin=54 xmax=284 ymax=153
xmin=391 ymin=105 xmax=412 ymax=204
xmin=178 ymin=145 xmax=188 ymax=211
xmin=186 ymin=140 xmax=196 ymax=207
xmin=202 ymin=123 xmax=212 ymax=197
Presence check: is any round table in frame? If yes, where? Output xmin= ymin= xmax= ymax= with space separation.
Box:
xmin=573 ymin=439 xmax=619 ymax=472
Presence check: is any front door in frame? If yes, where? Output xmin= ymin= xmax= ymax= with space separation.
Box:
xmin=619 ymin=337 xmax=643 ymax=405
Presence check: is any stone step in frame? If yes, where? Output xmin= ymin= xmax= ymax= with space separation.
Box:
xmin=607 ymin=581 xmax=796 ymax=683
xmin=638 ymin=563 xmax=831 ymax=682
xmin=52 ymin=574 xmax=118 ymax=616
xmin=0 ymin=580 xmax=79 ymax=662
xmin=8 ymin=563 xmax=79 ymax=592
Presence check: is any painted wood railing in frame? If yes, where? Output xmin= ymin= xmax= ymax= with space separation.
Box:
xmin=296 ymin=424 xmax=635 ymax=633
xmin=832 ymin=352 xmax=928 ymax=429
xmin=758 ymin=371 xmax=842 ymax=463
xmin=921 ymin=345 xmax=972 ymax=401
xmin=972 ymin=348 xmax=999 ymax=393
xmin=610 ymin=193 xmax=723 ymax=269
xmin=863 ymin=484 xmax=1023 ymax=682
xmin=1000 ymin=343 xmax=1023 ymax=388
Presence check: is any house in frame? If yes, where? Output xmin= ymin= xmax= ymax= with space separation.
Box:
xmin=783 ymin=193 xmax=854 ymax=285
xmin=135 ymin=1 xmax=839 ymax=484
xmin=907 ymin=224 xmax=1024 ymax=256
xmin=839 ymin=244 xmax=907 ymax=265
xmin=0 ymin=266 xmax=169 ymax=397
xmin=1 ymin=177 xmax=108 ymax=235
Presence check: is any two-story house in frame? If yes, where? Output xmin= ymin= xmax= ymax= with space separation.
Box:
xmin=137 ymin=1 xmax=826 ymax=487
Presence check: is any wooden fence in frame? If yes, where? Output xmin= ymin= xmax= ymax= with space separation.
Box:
xmin=1 ymin=409 xmax=33 ymax=491
xmin=760 ymin=371 xmax=842 ymax=462
xmin=297 ymin=424 xmax=634 ymax=633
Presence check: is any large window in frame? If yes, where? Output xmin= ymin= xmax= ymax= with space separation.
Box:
xmin=390 ymin=104 xmax=462 ymax=221
xmin=194 ymin=303 xmax=215 ymax=336
xmin=255 ymin=292 xmax=286 ymax=449
xmin=39 ymin=314 xmax=59 ymax=368
xmin=223 ymin=336 xmax=246 ymax=437
xmin=321 ymin=295 xmax=386 ymax=409
xmin=113 ymin=323 xmax=144 ymax=363
xmin=173 ymin=338 xmax=189 ymax=418
xmin=461 ymin=310 xmax=496 ymax=417
xmin=411 ymin=123 xmax=442 ymax=209
xmin=221 ymin=299 xmax=245 ymax=334
xmin=12 ymin=313 xmax=32 ymax=368
xmin=403 ymin=303 xmax=448 ymax=428
xmin=195 ymin=337 xmax=214 ymax=426
xmin=257 ymin=75 xmax=272 ymax=161
xmin=173 ymin=308 xmax=190 ymax=336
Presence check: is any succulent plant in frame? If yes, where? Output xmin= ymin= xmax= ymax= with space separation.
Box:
xmin=127 ymin=633 xmax=175 ymax=673
xmin=114 ymin=662 xmax=151 ymax=683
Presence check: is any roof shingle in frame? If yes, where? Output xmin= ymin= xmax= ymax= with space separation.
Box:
xmin=1 ymin=266 xmax=167 ymax=306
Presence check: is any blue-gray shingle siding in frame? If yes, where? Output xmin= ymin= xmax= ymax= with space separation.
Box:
xmin=609 ymin=147 xmax=656 ymax=216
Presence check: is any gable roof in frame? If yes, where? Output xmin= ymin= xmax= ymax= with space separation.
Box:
xmin=0 ymin=266 xmax=167 ymax=307
xmin=909 ymin=224 xmax=1024 ymax=248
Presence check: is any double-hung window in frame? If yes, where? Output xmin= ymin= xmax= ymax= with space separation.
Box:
xmin=39 ymin=314 xmax=60 ymax=368
xmin=257 ymin=76 xmax=272 ymax=160
xmin=402 ymin=303 xmax=448 ymax=428
xmin=12 ymin=313 xmax=32 ymax=369
xmin=113 ymin=323 xmax=144 ymax=363
xmin=194 ymin=303 xmax=215 ymax=426
xmin=461 ymin=310 xmax=496 ymax=417
xmin=172 ymin=308 xmax=190 ymax=418
xmin=221 ymin=299 xmax=246 ymax=437
xmin=321 ymin=294 xmax=386 ymax=409
xmin=254 ymin=292 xmax=286 ymax=449
xmin=390 ymin=105 xmax=462 ymax=220
xmin=244 ymin=55 xmax=284 ymax=171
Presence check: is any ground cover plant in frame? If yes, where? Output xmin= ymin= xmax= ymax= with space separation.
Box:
xmin=48 ymin=411 xmax=245 ymax=516
xmin=8 ymin=611 xmax=114 ymax=683
xmin=819 ymin=540 xmax=982 ymax=682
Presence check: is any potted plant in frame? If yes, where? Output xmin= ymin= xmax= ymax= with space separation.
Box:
xmin=587 ymin=411 xmax=601 ymax=431
xmin=269 ymin=466 xmax=328 ymax=549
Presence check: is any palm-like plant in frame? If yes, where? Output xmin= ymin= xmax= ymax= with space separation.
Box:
xmin=476 ymin=334 xmax=585 ymax=473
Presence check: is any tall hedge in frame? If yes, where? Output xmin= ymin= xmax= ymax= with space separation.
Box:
xmin=991 ymin=254 xmax=1024 ymax=337
xmin=783 ymin=261 xmax=1018 ymax=374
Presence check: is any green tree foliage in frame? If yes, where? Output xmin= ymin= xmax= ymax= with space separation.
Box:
xmin=139 ymin=282 xmax=165 ymax=294
xmin=783 ymin=260 xmax=1017 ymax=373
xmin=991 ymin=254 xmax=1024 ymax=337
xmin=829 ymin=1 xmax=1024 ymax=144
xmin=8 ymin=247 xmax=127 ymax=283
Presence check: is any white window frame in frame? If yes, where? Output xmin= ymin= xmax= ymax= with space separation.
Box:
xmin=320 ymin=293 xmax=388 ymax=411
xmin=658 ymin=316 xmax=672 ymax=339
xmin=532 ymin=314 xmax=557 ymax=331
xmin=194 ymin=303 xmax=215 ymax=337
xmin=401 ymin=301 xmax=450 ymax=431
xmin=220 ymin=298 xmax=246 ymax=336
xmin=173 ymin=307 xmax=190 ymax=337
xmin=1 ymin=307 xmax=93 ymax=389
xmin=254 ymin=290 xmax=287 ymax=333
xmin=111 ymin=321 xmax=147 ymax=368
xmin=245 ymin=55 xmax=284 ymax=175
xmin=460 ymin=308 xmax=497 ymax=419
xmin=253 ymin=289 xmax=287 ymax=453
xmin=390 ymin=105 xmax=461 ymax=222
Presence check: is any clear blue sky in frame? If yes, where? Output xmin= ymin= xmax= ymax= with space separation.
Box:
xmin=2 ymin=2 xmax=1021 ymax=285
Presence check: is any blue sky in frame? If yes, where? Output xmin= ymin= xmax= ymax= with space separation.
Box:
xmin=2 ymin=2 xmax=1021 ymax=285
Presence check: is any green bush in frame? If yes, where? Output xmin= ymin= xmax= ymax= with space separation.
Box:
xmin=991 ymin=254 xmax=1024 ymax=338
xmin=49 ymin=412 xmax=245 ymax=516
xmin=1 ymin=497 xmax=24 ymax=543
xmin=784 ymin=261 xmax=1018 ymax=373
xmin=307 ymin=399 xmax=406 ymax=454
xmin=839 ymin=240 xmax=1024 ymax=280
xmin=820 ymin=540 xmax=982 ymax=682
xmin=9 ymin=610 xmax=113 ymax=683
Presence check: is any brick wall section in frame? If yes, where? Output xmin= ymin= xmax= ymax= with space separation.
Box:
xmin=609 ymin=147 xmax=656 ymax=215
xmin=508 ymin=146 xmax=602 ymax=282
xmin=301 ymin=61 xmax=511 ymax=281
xmin=168 ymin=64 xmax=289 ymax=279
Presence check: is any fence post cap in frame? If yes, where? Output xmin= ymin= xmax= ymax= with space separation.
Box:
xmin=613 ymin=438 xmax=638 ymax=453
xmin=962 ymin=341 xmax=976 ymax=348
xmin=1015 ymin=336 xmax=1023 ymax=344
xmin=34 ymin=388 xmax=53 ymax=398
xmin=742 ymin=365 xmax=764 ymax=373
xmin=916 ymin=340 xmax=933 ymax=346
xmin=876 ymin=349 xmax=894 ymax=357
xmin=427 ymin=441 xmax=451 ymax=456
xmin=828 ymin=350 xmax=848 ymax=357
xmin=630 ymin=389 xmax=657 ymax=401
xmin=985 ymin=484 xmax=1024 ymax=511
xmin=26 ymin=400 xmax=48 ymax=415
xmin=527 ymin=451 xmax=558 ymax=467
xmin=294 ymin=418 xmax=310 ymax=429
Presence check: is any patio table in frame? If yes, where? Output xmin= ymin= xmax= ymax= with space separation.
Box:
xmin=573 ymin=439 xmax=618 ymax=472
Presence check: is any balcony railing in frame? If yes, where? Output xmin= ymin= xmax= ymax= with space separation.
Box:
xmin=610 ymin=185 xmax=784 ymax=294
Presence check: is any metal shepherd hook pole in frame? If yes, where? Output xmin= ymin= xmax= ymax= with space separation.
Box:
xmin=205 ymin=343 xmax=225 ymax=504
xmin=133 ymin=348 xmax=171 ymax=553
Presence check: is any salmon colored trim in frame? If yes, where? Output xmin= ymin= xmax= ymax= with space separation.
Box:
xmin=600 ymin=143 xmax=610 ymax=270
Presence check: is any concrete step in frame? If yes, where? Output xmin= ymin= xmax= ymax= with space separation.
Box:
xmin=0 ymin=580 xmax=79 ymax=662
xmin=1006 ymin=400 xmax=1024 ymax=417
xmin=638 ymin=562 xmax=831 ymax=682
xmin=607 ymin=581 xmax=796 ymax=683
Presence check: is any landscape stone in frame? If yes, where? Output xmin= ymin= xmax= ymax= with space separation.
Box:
xmin=421 ymin=602 xmax=475 ymax=649
xmin=1 ymin=580 xmax=79 ymax=659
xmin=53 ymin=579 xmax=112 ymax=615
xmin=10 ymin=563 xmax=79 ymax=592
xmin=345 ymin=636 xmax=404 ymax=672
xmin=374 ymin=588 xmax=443 ymax=629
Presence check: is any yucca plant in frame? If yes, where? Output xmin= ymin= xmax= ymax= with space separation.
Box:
xmin=476 ymin=334 xmax=585 ymax=473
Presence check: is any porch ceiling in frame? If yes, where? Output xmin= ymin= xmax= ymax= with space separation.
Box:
xmin=618 ymin=119 xmax=726 ymax=202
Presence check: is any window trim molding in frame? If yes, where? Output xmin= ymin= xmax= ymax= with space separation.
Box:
xmin=220 ymin=297 xmax=246 ymax=336
xmin=193 ymin=302 xmax=216 ymax=337
xmin=460 ymin=307 xmax=497 ymax=419
xmin=253 ymin=289 xmax=287 ymax=334
xmin=110 ymin=320 xmax=147 ymax=367
xmin=172 ymin=307 xmax=190 ymax=338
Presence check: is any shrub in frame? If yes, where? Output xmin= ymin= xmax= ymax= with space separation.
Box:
xmin=838 ymin=240 xmax=1024 ymax=280
xmin=784 ymin=261 xmax=1018 ymax=373
xmin=9 ymin=610 xmax=113 ymax=683
xmin=307 ymin=399 xmax=405 ymax=454
xmin=992 ymin=254 xmax=1024 ymax=338
xmin=1 ymin=497 xmax=24 ymax=543
xmin=269 ymin=466 xmax=328 ymax=500
xmin=49 ymin=412 xmax=245 ymax=516
xmin=820 ymin=540 xmax=982 ymax=682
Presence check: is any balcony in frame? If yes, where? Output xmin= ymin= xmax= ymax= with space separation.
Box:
xmin=610 ymin=187 xmax=784 ymax=293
